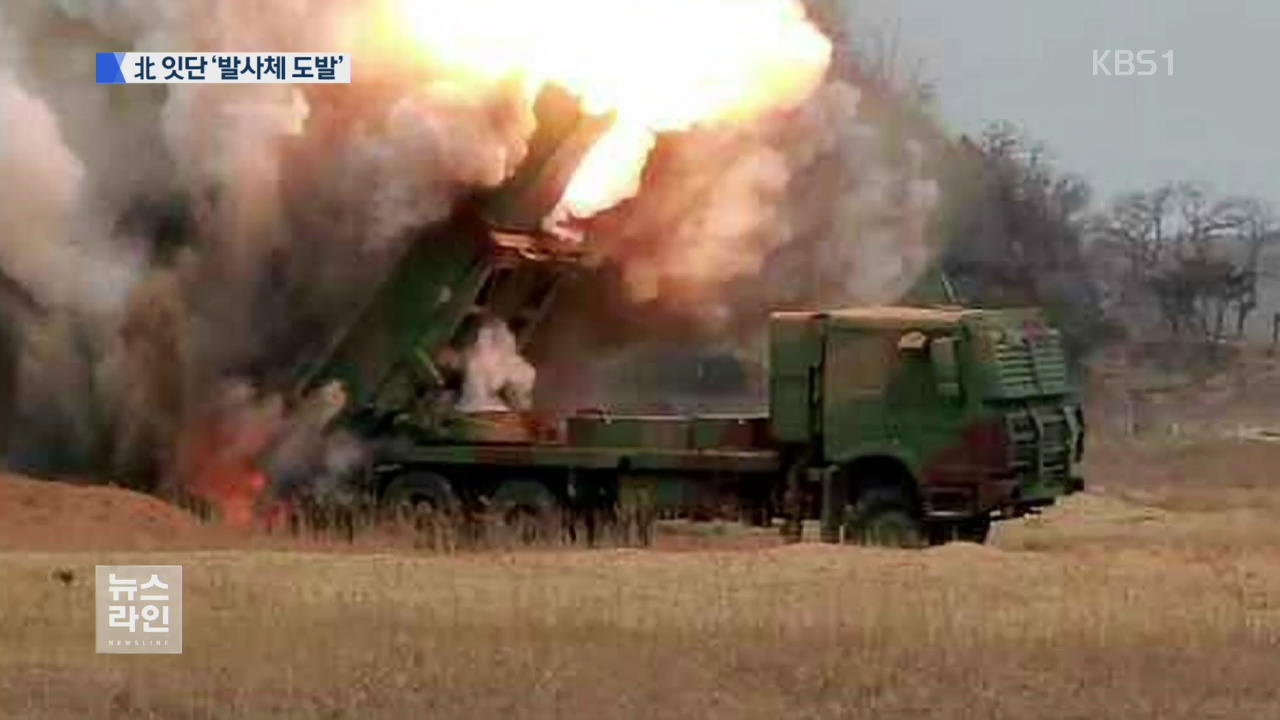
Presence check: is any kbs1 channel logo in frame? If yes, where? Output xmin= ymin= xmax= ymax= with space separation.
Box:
xmin=1092 ymin=49 xmax=1174 ymax=77
xmin=95 ymin=52 xmax=351 ymax=84
xmin=95 ymin=566 xmax=183 ymax=654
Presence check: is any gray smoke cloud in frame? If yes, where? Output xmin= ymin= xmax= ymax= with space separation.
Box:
xmin=0 ymin=0 xmax=538 ymax=494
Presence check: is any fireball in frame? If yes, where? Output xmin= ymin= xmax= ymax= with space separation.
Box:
xmin=391 ymin=0 xmax=832 ymax=219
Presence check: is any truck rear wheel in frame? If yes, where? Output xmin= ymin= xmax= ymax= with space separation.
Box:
xmin=490 ymin=480 xmax=562 ymax=545
xmin=843 ymin=487 xmax=925 ymax=548
xmin=615 ymin=475 xmax=656 ymax=547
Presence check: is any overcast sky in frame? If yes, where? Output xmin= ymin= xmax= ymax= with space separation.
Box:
xmin=847 ymin=0 xmax=1280 ymax=208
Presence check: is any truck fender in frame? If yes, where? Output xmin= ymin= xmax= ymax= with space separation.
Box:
xmin=837 ymin=453 xmax=923 ymax=512
xmin=832 ymin=443 xmax=923 ymax=487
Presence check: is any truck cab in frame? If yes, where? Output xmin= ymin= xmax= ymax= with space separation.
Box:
xmin=771 ymin=306 xmax=1085 ymax=543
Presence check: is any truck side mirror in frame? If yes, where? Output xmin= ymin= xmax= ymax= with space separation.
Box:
xmin=930 ymin=337 xmax=961 ymax=400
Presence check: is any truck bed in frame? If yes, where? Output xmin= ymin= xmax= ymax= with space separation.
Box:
xmin=394 ymin=442 xmax=781 ymax=474
xmin=392 ymin=412 xmax=781 ymax=474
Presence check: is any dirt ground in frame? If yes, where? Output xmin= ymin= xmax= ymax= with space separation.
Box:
xmin=0 ymin=471 xmax=788 ymax=555
xmin=3 ymin=437 xmax=1280 ymax=718
xmin=0 ymin=475 xmax=215 ymax=552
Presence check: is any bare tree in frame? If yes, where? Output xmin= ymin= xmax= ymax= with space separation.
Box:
xmin=1090 ymin=186 xmax=1175 ymax=291
xmin=1224 ymin=197 xmax=1279 ymax=335
xmin=1090 ymin=183 xmax=1277 ymax=343
xmin=936 ymin=123 xmax=1103 ymax=358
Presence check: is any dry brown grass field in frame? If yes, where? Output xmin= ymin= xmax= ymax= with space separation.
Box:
xmin=4 ymin=437 xmax=1280 ymax=719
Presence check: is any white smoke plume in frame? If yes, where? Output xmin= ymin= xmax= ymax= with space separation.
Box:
xmin=0 ymin=68 xmax=140 ymax=316
xmin=580 ymin=78 xmax=941 ymax=331
xmin=457 ymin=319 xmax=537 ymax=413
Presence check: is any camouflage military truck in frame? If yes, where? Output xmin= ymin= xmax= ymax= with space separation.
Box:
xmin=283 ymin=88 xmax=1085 ymax=547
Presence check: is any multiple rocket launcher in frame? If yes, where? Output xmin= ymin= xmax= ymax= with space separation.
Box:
xmin=296 ymin=86 xmax=610 ymax=435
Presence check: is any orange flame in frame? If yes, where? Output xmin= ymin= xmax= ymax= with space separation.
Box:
xmin=393 ymin=0 xmax=831 ymax=219
xmin=175 ymin=400 xmax=282 ymax=529
xmin=178 ymin=432 xmax=264 ymax=527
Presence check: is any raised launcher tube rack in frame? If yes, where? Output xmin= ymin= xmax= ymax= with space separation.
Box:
xmin=292 ymin=86 xmax=610 ymax=434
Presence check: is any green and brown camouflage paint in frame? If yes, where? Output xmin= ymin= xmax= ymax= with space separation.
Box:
xmin=314 ymin=299 xmax=1082 ymax=541
xmin=770 ymin=306 xmax=1083 ymax=527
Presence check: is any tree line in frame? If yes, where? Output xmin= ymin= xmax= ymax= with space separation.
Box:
xmin=934 ymin=122 xmax=1278 ymax=358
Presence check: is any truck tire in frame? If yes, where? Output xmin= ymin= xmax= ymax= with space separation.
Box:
xmin=490 ymin=480 xmax=561 ymax=544
xmin=616 ymin=475 xmax=656 ymax=548
xmin=383 ymin=472 xmax=460 ymax=529
xmin=958 ymin=519 xmax=992 ymax=544
xmin=843 ymin=486 xmax=925 ymax=548
xmin=742 ymin=501 xmax=772 ymax=528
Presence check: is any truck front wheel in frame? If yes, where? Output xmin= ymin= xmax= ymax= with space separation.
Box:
xmin=843 ymin=487 xmax=926 ymax=548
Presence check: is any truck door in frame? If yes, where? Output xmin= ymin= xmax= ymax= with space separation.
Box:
xmin=884 ymin=332 xmax=967 ymax=480
xmin=822 ymin=328 xmax=892 ymax=461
